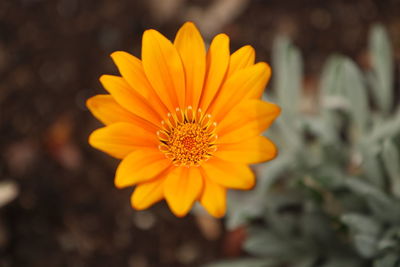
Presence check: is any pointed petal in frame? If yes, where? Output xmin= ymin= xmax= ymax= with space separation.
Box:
xmin=200 ymin=176 xmax=226 ymax=218
xmin=142 ymin=29 xmax=186 ymax=110
xmin=216 ymin=136 xmax=277 ymax=164
xmin=86 ymin=95 xmax=140 ymax=126
xmin=131 ymin=175 xmax=166 ymax=210
xmin=217 ymin=99 xmax=280 ymax=144
xmin=201 ymin=157 xmax=255 ymax=190
xmin=164 ymin=167 xmax=203 ymax=217
xmin=100 ymin=75 xmax=161 ymax=127
xmin=211 ymin=63 xmax=271 ymax=121
xmin=227 ymin=45 xmax=255 ymax=77
xmin=110 ymin=51 xmax=153 ymax=99
xmin=89 ymin=122 xmax=158 ymax=159
xmin=110 ymin=51 xmax=168 ymax=117
xmin=246 ymin=62 xmax=271 ymax=99
xmin=174 ymin=22 xmax=206 ymax=110
xmin=115 ymin=149 xmax=170 ymax=188
xmin=199 ymin=34 xmax=230 ymax=111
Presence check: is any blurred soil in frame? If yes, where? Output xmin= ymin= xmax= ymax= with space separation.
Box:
xmin=0 ymin=0 xmax=399 ymax=266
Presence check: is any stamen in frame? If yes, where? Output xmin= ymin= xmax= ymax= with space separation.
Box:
xmin=157 ymin=106 xmax=218 ymax=167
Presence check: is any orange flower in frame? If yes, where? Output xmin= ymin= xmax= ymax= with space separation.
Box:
xmin=87 ymin=22 xmax=280 ymax=217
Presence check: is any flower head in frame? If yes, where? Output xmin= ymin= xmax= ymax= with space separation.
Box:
xmin=87 ymin=22 xmax=280 ymax=217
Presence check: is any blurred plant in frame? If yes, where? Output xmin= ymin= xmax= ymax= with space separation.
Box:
xmin=207 ymin=24 xmax=400 ymax=267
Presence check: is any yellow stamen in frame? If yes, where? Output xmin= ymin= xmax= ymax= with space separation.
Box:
xmin=158 ymin=107 xmax=218 ymax=167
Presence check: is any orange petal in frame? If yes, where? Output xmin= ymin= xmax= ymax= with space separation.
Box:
xmin=164 ymin=167 xmax=203 ymax=217
xmin=201 ymin=157 xmax=255 ymax=190
xmin=210 ymin=63 xmax=271 ymax=121
xmin=100 ymin=75 xmax=161 ymax=127
xmin=174 ymin=22 xmax=206 ymax=110
xmin=86 ymin=95 xmax=138 ymax=125
xmin=227 ymin=45 xmax=255 ymax=77
xmin=131 ymin=174 xmax=166 ymax=210
xmin=115 ymin=149 xmax=171 ymax=188
xmin=200 ymin=176 xmax=226 ymax=218
xmin=110 ymin=51 xmax=168 ymax=117
xmin=216 ymin=136 xmax=277 ymax=164
xmin=217 ymin=99 xmax=281 ymax=144
xmin=110 ymin=51 xmax=153 ymax=99
xmin=88 ymin=122 xmax=158 ymax=159
xmin=199 ymin=34 xmax=230 ymax=111
xmin=142 ymin=29 xmax=186 ymax=110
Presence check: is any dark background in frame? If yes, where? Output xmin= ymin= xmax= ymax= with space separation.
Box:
xmin=0 ymin=0 xmax=399 ymax=266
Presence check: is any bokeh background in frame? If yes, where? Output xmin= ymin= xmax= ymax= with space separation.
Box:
xmin=1 ymin=0 xmax=400 ymax=266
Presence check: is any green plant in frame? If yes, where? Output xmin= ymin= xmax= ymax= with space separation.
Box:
xmin=208 ymin=24 xmax=400 ymax=267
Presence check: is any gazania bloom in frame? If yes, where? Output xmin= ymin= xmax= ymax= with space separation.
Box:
xmin=87 ymin=22 xmax=280 ymax=217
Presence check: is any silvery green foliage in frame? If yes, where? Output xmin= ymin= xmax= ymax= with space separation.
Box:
xmin=208 ymin=24 xmax=400 ymax=267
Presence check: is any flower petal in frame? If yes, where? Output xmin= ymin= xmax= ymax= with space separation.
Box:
xmin=110 ymin=51 xmax=153 ymax=99
xmin=115 ymin=149 xmax=171 ymax=188
xmin=142 ymin=29 xmax=186 ymax=110
xmin=131 ymin=175 xmax=166 ymax=210
xmin=174 ymin=22 xmax=206 ymax=110
xmin=216 ymin=136 xmax=277 ymax=164
xmin=201 ymin=157 xmax=255 ymax=190
xmin=86 ymin=95 xmax=140 ymax=126
xmin=211 ymin=62 xmax=271 ymax=121
xmin=217 ymin=99 xmax=281 ymax=144
xmin=110 ymin=51 xmax=168 ymax=117
xmin=227 ymin=45 xmax=255 ymax=77
xmin=164 ymin=167 xmax=203 ymax=217
xmin=100 ymin=75 xmax=161 ymax=127
xmin=89 ymin=122 xmax=158 ymax=159
xmin=199 ymin=34 xmax=230 ymax=111
xmin=200 ymin=176 xmax=226 ymax=218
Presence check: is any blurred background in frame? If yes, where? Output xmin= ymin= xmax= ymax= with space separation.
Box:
xmin=1 ymin=0 xmax=400 ymax=266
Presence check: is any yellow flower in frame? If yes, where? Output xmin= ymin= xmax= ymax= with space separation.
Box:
xmin=87 ymin=22 xmax=280 ymax=218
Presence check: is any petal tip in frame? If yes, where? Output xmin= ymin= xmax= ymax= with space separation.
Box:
xmin=99 ymin=74 xmax=109 ymax=84
xmin=130 ymin=191 xmax=146 ymax=210
xmin=143 ymin=29 xmax=161 ymax=39
xmin=182 ymin=21 xmax=197 ymax=28
xmin=255 ymin=62 xmax=271 ymax=72
xmin=86 ymin=96 xmax=96 ymax=110
xmin=114 ymin=171 xmax=127 ymax=189
xmin=214 ymin=33 xmax=230 ymax=43
xmin=110 ymin=51 xmax=125 ymax=60
xmin=169 ymin=204 xmax=191 ymax=217
xmin=87 ymin=130 xmax=105 ymax=154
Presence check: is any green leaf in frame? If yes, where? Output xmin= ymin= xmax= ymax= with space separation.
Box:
xmin=368 ymin=24 xmax=394 ymax=114
xmin=366 ymin=108 xmax=400 ymax=142
xmin=226 ymin=190 xmax=265 ymax=230
xmin=244 ymin=227 xmax=308 ymax=258
xmin=354 ymin=234 xmax=378 ymax=258
xmin=272 ymin=35 xmax=303 ymax=117
xmin=320 ymin=56 xmax=369 ymax=138
xmin=373 ymin=253 xmax=400 ymax=267
xmin=344 ymin=178 xmax=389 ymax=205
xmin=244 ymin=228 xmax=291 ymax=257
xmin=381 ymin=139 xmax=400 ymax=198
xmin=344 ymin=178 xmax=400 ymax=222
xmin=358 ymin=141 xmax=385 ymax=188
xmin=377 ymin=226 xmax=400 ymax=251
xmin=323 ymin=257 xmax=364 ymax=267
xmin=341 ymin=213 xmax=380 ymax=236
xmin=320 ymin=55 xmax=345 ymax=97
xmin=341 ymin=58 xmax=369 ymax=133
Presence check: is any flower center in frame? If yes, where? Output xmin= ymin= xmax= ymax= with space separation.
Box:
xmin=157 ymin=106 xmax=218 ymax=167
